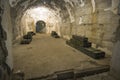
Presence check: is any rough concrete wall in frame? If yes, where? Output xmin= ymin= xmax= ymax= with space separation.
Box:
xmin=111 ymin=41 xmax=120 ymax=80
xmin=12 ymin=14 xmax=22 ymax=41
xmin=111 ymin=18 xmax=120 ymax=80
xmin=0 ymin=0 xmax=13 ymax=80
xmin=1 ymin=0 xmax=13 ymax=70
xmin=21 ymin=13 xmax=35 ymax=34
xmin=110 ymin=0 xmax=120 ymax=80
xmin=60 ymin=0 xmax=119 ymax=55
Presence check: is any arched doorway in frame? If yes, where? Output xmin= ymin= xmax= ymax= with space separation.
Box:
xmin=36 ymin=20 xmax=46 ymax=33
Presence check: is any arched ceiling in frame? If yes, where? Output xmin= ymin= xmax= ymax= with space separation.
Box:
xmin=9 ymin=0 xmax=74 ymax=12
xmin=9 ymin=0 xmax=76 ymax=8
xmin=10 ymin=0 xmax=78 ymax=24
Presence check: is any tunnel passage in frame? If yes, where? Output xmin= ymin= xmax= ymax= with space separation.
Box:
xmin=36 ymin=20 xmax=46 ymax=33
xmin=16 ymin=6 xmax=62 ymax=40
xmin=10 ymin=0 xmax=119 ymax=79
xmin=0 ymin=0 xmax=120 ymax=80
xmin=11 ymin=0 xmax=118 ymax=57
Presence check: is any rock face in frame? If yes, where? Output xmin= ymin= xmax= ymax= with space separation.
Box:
xmin=0 ymin=0 xmax=120 ymax=80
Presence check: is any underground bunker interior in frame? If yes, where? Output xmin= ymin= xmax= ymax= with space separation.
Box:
xmin=0 ymin=0 xmax=120 ymax=80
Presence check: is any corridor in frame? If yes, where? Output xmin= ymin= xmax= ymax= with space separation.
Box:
xmin=0 ymin=0 xmax=120 ymax=80
xmin=13 ymin=34 xmax=110 ymax=79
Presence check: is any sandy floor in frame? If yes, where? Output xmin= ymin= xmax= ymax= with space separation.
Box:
xmin=13 ymin=34 xmax=111 ymax=79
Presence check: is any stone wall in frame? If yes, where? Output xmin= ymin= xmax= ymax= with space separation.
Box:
xmin=1 ymin=0 xmax=13 ymax=70
xmin=21 ymin=13 xmax=35 ymax=35
xmin=0 ymin=0 xmax=13 ymax=79
xmin=110 ymin=0 xmax=120 ymax=79
xmin=60 ymin=0 xmax=119 ymax=55
xmin=1 ymin=0 xmax=13 ymax=69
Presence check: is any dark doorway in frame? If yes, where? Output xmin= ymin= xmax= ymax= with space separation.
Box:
xmin=36 ymin=20 xmax=46 ymax=33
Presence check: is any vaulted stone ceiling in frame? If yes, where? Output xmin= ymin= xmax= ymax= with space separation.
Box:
xmin=10 ymin=0 xmax=83 ymax=40
xmin=9 ymin=0 xmax=79 ymax=22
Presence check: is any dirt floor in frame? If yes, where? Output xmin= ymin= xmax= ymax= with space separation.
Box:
xmin=12 ymin=34 xmax=111 ymax=79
